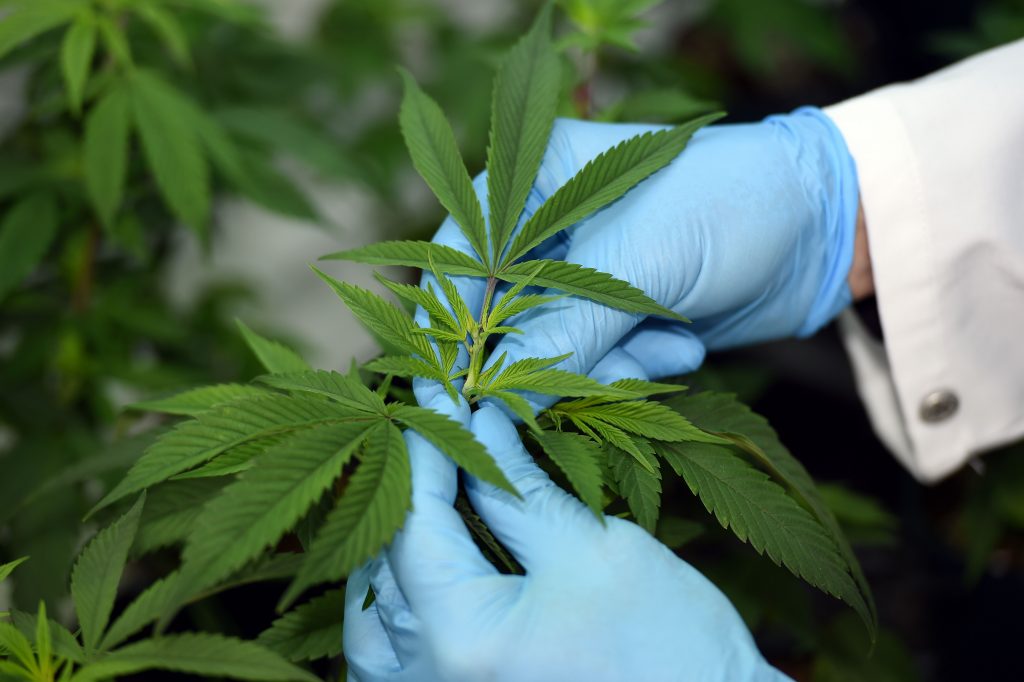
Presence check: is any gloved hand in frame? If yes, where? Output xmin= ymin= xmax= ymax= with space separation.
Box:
xmin=343 ymin=395 xmax=790 ymax=682
xmin=424 ymin=107 xmax=859 ymax=391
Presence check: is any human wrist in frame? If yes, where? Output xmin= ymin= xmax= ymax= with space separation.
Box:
xmin=846 ymin=200 xmax=874 ymax=300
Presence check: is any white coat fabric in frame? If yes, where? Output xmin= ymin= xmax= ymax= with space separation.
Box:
xmin=824 ymin=39 xmax=1024 ymax=482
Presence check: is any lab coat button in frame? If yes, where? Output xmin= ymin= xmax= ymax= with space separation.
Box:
xmin=919 ymin=390 xmax=959 ymax=423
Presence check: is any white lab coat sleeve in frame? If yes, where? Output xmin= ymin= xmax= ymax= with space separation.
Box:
xmin=823 ymin=39 xmax=1024 ymax=482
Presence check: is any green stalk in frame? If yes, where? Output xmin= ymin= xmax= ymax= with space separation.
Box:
xmin=462 ymin=276 xmax=498 ymax=399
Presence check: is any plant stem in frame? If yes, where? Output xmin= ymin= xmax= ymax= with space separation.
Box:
xmin=462 ymin=276 xmax=498 ymax=399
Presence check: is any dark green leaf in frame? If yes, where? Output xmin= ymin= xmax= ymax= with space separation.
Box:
xmin=311 ymin=267 xmax=435 ymax=361
xmin=498 ymin=259 xmax=685 ymax=321
xmin=133 ymin=3 xmax=190 ymax=66
xmin=664 ymin=391 xmax=876 ymax=637
xmin=323 ymin=240 xmax=487 ymax=277
xmin=0 ymin=1 xmax=79 ymax=61
xmin=392 ymin=404 xmax=515 ymax=495
xmin=71 ymin=494 xmax=146 ymax=651
xmin=257 ymin=589 xmax=344 ymax=662
xmin=72 ymin=633 xmax=319 ymax=682
xmin=90 ymin=395 xmax=363 ymax=516
xmin=655 ymin=438 xmax=865 ymax=631
xmin=487 ymin=4 xmax=560 ymax=264
xmin=236 ymin=320 xmax=310 ymax=374
xmin=399 ymin=68 xmax=489 ymax=265
xmin=10 ymin=609 xmax=83 ymax=663
xmin=0 ymin=192 xmax=59 ymax=302
xmin=535 ymin=430 xmax=605 ymax=518
xmin=84 ymin=84 xmax=130 ymax=228
xmin=256 ymin=370 xmax=385 ymax=414
xmin=608 ymin=442 xmax=661 ymax=532
xmin=178 ymin=421 xmax=377 ymax=594
xmin=130 ymin=384 xmax=269 ymax=416
xmin=504 ymin=114 xmax=723 ymax=264
xmin=282 ymin=422 xmax=411 ymax=607
xmin=60 ymin=10 xmax=96 ymax=115
xmin=130 ymin=70 xmax=209 ymax=233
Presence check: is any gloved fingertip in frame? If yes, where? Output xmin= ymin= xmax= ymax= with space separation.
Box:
xmin=588 ymin=348 xmax=650 ymax=384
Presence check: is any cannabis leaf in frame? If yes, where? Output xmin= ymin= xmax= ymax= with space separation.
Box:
xmin=130 ymin=384 xmax=269 ymax=416
xmin=71 ymin=494 xmax=146 ymax=651
xmin=391 ymin=404 xmax=516 ymax=494
xmin=662 ymin=391 xmax=876 ymax=638
xmin=90 ymin=395 xmax=364 ymax=515
xmin=608 ymin=443 xmax=662 ymax=533
xmin=72 ymin=633 xmax=319 ymax=682
xmin=282 ymin=421 xmax=411 ymax=607
xmin=498 ymin=259 xmax=685 ymax=320
xmin=535 ymin=431 xmax=605 ymax=518
xmin=0 ymin=557 xmax=28 ymax=584
xmin=257 ymin=589 xmax=345 ymax=662
xmin=237 ymin=320 xmax=311 ymax=374
xmin=322 ymin=241 xmax=488 ymax=277
xmin=487 ymin=4 xmax=561 ymax=264
xmin=503 ymin=113 xmax=724 ymax=265
xmin=399 ymin=68 xmax=490 ymax=265
xmin=83 ymin=84 xmax=131 ymax=228
xmin=0 ymin=192 xmax=59 ymax=302
xmin=177 ymin=420 xmax=378 ymax=595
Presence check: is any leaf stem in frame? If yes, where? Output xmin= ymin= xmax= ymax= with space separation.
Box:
xmin=462 ymin=276 xmax=498 ymax=399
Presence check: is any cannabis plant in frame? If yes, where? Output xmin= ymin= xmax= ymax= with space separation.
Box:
xmin=80 ymin=6 xmax=878 ymax=656
xmin=0 ymin=503 xmax=319 ymax=681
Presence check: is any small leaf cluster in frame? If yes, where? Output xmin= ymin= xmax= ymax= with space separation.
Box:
xmin=93 ymin=4 xmax=877 ymax=648
xmin=0 ymin=499 xmax=314 ymax=682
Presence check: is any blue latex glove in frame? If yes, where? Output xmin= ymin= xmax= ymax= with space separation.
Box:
xmin=422 ymin=107 xmax=859 ymax=392
xmin=343 ymin=389 xmax=790 ymax=681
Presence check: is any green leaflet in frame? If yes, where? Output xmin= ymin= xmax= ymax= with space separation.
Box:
xmin=170 ymin=438 xmax=279 ymax=480
xmin=71 ymin=494 xmax=146 ymax=652
xmin=129 ymin=70 xmax=209 ymax=233
xmin=365 ymin=355 xmax=446 ymax=382
xmin=130 ymin=383 xmax=269 ymax=417
xmin=133 ymin=478 xmax=228 ymax=557
xmin=555 ymin=399 xmax=728 ymax=444
xmin=489 ymin=367 xmax=638 ymax=400
xmin=498 ymin=259 xmax=685 ymax=321
xmin=257 ymin=589 xmax=344 ymax=662
xmin=664 ymin=391 xmax=877 ymax=638
xmin=100 ymin=554 xmax=304 ymax=651
xmin=375 ymin=274 xmax=461 ymax=336
xmin=391 ymin=404 xmax=515 ymax=495
xmin=97 ymin=15 xmax=132 ymax=66
xmin=486 ymin=5 xmax=560 ymax=265
xmin=71 ymin=633 xmax=319 ymax=682
xmin=485 ymin=390 xmax=542 ymax=434
xmin=60 ymin=10 xmax=96 ymax=115
xmin=535 ymin=431 xmax=605 ymax=519
xmin=282 ymin=422 xmax=411 ymax=607
xmin=193 ymin=105 xmax=319 ymax=221
xmin=177 ymin=421 xmax=377 ymax=596
xmin=84 ymin=84 xmax=131 ymax=229
xmin=655 ymin=438 xmax=864 ymax=629
xmin=256 ymin=370 xmax=386 ymax=414
xmin=0 ymin=557 xmax=28 ymax=583
xmin=399 ymin=68 xmax=489 ymax=266
xmin=0 ymin=622 xmax=36 ymax=672
xmin=133 ymin=3 xmax=190 ymax=66
xmin=312 ymin=267 xmax=436 ymax=362
xmin=503 ymin=113 xmax=724 ymax=265
xmin=89 ymin=394 xmax=366 ymax=516
xmin=9 ymin=609 xmax=84 ymax=664
xmin=0 ymin=192 xmax=59 ymax=302
xmin=237 ymin=320 xmax=311 ymax=375
xmin=322 ymin=240 xmax=487 ymax=277
xmin=0 ymin=1 xmax=79 ymax=61
xmin=608 ymin=442 xmax=662 ymax=533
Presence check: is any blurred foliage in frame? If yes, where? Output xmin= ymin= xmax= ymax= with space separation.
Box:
xmin=929 ymin=0 xmax=1024 ymax=58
